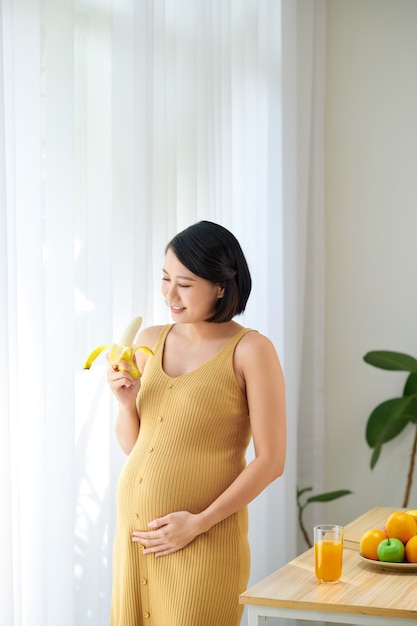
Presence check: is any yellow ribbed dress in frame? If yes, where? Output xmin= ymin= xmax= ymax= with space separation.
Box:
xmin=110 ymin=324 xmax=252 ymax=626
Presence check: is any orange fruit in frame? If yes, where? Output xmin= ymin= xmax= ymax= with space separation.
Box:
xmin=385 ymin=511 xmax=417 ymax=544
xmin=405 ymin=535 xmax=417 ymax=563
xmin=359 ymin=528 xmax=387 ymax=560
xmin=406 ymin=509 xmax=417 ymax=524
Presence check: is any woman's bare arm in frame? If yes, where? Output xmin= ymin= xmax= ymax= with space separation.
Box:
xmin=108 ymin=325 xmax=162 ymax=454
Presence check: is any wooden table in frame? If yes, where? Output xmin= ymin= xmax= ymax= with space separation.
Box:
xmin=240 ymin=507 xmax=417 ymax=625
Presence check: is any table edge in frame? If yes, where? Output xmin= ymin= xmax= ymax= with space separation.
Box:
xmin=239 ymin=595 xmax=417 ymax=620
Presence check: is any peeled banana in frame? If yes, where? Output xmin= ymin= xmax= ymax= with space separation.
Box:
xmin=83 ymin=315 xmax=153 ymax=379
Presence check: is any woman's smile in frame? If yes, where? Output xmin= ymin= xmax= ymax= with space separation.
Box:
xmin=168 ymin=303 xmax=186 ymax=314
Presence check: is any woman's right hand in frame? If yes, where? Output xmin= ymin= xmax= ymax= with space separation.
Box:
xmin=107 ymin=360 xmax=141 ymax=408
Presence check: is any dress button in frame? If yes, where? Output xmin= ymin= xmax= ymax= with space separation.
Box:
xmin=143 ymin=612 xmax=150 ymax=619
xmin=167 ymin=383 xmax=172 ymax=389
xmin=133 ymin=513 xmax=139 ymax=519
xmin=137 ymin=477 xmax=142 ymax=484
xmin=148 ymin=447 xmax=154 ymax=453
xmin=140 ymin=578 xmax=147 ymax=585
xmin=157 ymin=416 xmax=163 ymax=423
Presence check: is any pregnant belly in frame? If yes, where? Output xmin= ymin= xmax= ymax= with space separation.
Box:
xmin=116 ymin=443 xmax=242 ymax=531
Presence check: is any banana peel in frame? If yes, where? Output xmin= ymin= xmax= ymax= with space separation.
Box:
xmin=83 ymin=315 xmax=153 ymax=379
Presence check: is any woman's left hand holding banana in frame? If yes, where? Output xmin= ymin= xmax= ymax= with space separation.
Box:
xmin=83 ymin=315 xmax=155 ymax=453
xmin=107 ymin=358 xmax=141 ymax=404
xmin=107 ymin=359 xmax=141 ymax=454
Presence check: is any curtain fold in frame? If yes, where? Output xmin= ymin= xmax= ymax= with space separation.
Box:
xmin=295 ymin=0 xmax=327 ymax=548
xmin=43 ymin=1 xmax=76 ymax=621
xmin=1 ymin=1 xmax=325 ymax=624
xmin=0 ymin=4 xmax=13 ymax=619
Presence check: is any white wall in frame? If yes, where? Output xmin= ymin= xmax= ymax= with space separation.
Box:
xmin=324 ymin=0 xmax=417 ymax=525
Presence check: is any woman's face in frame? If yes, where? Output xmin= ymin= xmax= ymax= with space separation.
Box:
xmin=161 ymin=248 xmax=223 ymax=323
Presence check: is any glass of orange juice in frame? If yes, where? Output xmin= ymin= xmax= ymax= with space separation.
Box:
xmin=314 ymin=524 xmax=344 ymax=583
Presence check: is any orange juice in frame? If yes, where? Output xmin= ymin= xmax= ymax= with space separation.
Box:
xmin=314 ymin=540 xmax=343 ymax=582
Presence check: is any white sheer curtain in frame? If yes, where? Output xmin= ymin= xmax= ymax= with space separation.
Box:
xmin=294 ymin=0 xmax=327 ymax=549
xmin=1 ymin=0 xmax=325 ymax=624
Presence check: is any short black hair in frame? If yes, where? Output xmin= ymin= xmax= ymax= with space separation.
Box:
xmin=165 ymin=221 xmax=252 ymax=323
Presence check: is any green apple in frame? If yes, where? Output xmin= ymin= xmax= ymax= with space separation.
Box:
xmin=377 ymin=537 xmax=405 ymax=562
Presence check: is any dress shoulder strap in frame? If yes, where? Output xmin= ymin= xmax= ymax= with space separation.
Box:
xmin=221 ymin=327 xmax=255 ymax=355
xmin=152 ymin=324 xmax=174 ymax=356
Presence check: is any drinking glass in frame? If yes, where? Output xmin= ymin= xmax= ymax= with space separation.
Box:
xmin=314 ymin=524 xmax=344 ymax=583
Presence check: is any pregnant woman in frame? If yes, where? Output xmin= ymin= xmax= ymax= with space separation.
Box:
xmin=107 ymin=220 xmax=286 ymax=626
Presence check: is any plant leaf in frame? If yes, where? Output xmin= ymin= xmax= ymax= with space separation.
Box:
xmin=366 ymin=397 xmax=413 ymax=447
xmin=297 ymin=486 xmax=313 ymax=499
xmin=404 ymin=396 xmax=417 ymax=424
xmin=404 ymin=373 xmax=417 ymax=396
xmin=364 ymin=351 xmax=417 ymax=374
xmin=370 ymin=442 xmax=382 ymax=469
xmin=306 ymin=489 xmax=353 ymax=504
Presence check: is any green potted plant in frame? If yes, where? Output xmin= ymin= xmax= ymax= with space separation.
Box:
xmin=296 ymin=487 xmax=353 ymax=548
xmin=363 ymin=350 xmax=417 ymax=508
